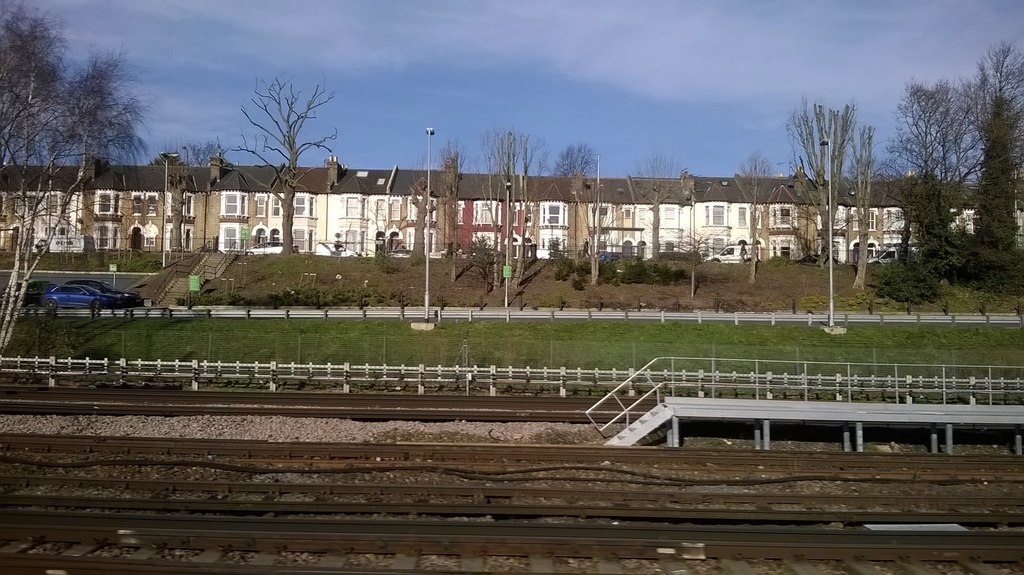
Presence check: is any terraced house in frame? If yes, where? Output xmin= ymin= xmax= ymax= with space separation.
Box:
xmin=4 ymin=155 xmax=1016 ymax=263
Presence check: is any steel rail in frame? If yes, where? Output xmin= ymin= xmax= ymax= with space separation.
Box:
xmin=3 ymin=493 xmax=1022 ymax=526
xmin=4 ymin=434 xmax=1024 ymax=475
xmin=3 ymin=473 xmax=1019 ymax=510
xmin=2 ymin=509 xmax=1023 ymax=561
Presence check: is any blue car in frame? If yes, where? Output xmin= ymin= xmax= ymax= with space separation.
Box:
xmin=42 ymin=284 xmax=123 ymax=311
xmin=62 ymin=279 xmax=144 ymax=307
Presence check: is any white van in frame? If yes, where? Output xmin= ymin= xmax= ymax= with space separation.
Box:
xmin=710 ymin=245 xmax=752 ymax=263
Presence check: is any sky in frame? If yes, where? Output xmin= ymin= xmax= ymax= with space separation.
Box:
xmin=46 ymin=0 xmax=1024 ymax=177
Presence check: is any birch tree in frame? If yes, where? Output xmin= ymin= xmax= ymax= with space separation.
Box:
xmin=0 ymin=3 xmax=145 ymax=352
xmin=734 ymin=152 xmax=772 ymax=284
xmin=237 ymin=77 xmax=336 ymax=254
xmin=850 ymin=126 xmax=875 ymax=289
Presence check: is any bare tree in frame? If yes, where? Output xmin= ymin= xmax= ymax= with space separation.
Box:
xmin=631 ymin=151 xmax=680 ymax=261
xmin=553 ymin=142 xmax=597 ymax=177
xmin=735 ymin=152 xmax=772 ymax=284
xmin=0 ymin=3 xmax=145 ymax=352
xmin=514 ymin=132 xmax=545 ymax=286
xmin=480 ymin=129 xmax=518 ymax=291
xmin=887 ymin=80 xmax=981 ymax=264
xmin=436 ymin=141 xmax=465 ymax=281
xmin=409 ymin=174 xmax=429 ymax=264
xmin=889 ymin=80 xmax=982 ymax=183
xmin=237 ymin=76 xmax=336 ymax=254
xmin=788 ymin=100 xmax=856 ymax=265
xmin=180 ymin=139 xmax=223 ymax=167
xmin=850 ymin=126 xmax=875 ymax=289
xmin=976 ymin=41 xmax=1024 ymax=159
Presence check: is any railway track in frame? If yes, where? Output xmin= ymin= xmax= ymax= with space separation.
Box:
xmin=2 ymin=434 xmax=1023 ymax=572
xmin=3 ymin=433 xmax=1024 ymax=479
xmin=0 ymin=387 xmax=614 ymax=422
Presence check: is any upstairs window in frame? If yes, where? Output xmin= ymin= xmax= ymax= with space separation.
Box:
xmin=294 ymin=195 xmax=307 ymax=217
xmin=345 ymin=197 xmax=361 ymax=218
xmin=474 ymin=201 xmax=493 ymax=225
xmin=98 ymin=193 xmax=114 ymax=214
xmin=712 ymin=206 xmax=726 ymax=226
xmin=542 ymin=204 xmax=563 ymax=225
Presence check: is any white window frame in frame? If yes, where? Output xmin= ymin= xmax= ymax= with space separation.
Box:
xmin=256 ymin=195 xmax=267 ymax=217
xmin=737 ymin=207 xmax=747 ymax=228
xmin=223 ymin=193 xmax=248 ymax=217
xmin=345 ymin=197 xmax=361 ymax=218
xmin=712 ymin=206 xmax=726 ymax=226
xmin=474 ymin=201 xmax=494 ymax=225
xmin=294 ymin=195 xmax=307 ymax=217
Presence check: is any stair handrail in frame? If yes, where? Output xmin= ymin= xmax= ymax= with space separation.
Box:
xmin=585 ymin=356 xmax=669 ymax=437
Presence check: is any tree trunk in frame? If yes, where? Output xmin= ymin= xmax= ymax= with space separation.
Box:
xmin=650 ymin=201 xmax=660 ymax=261
xmin=747 ymin=207 xmax=758 ymax=285
xmin=281 ymin=186 xmax=296 ymax=254
xmin=853 ymin=228 xmax=869 ymax=289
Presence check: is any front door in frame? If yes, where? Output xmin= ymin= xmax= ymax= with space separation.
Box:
xmin=130 ymin=227 xmax=143 ymax=250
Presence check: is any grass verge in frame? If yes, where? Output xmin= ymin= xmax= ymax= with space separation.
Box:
xmin=11 ymin=318 xmax=1024 ymax=369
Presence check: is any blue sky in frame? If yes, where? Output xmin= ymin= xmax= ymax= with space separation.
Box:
xmin=49 ymin=0 xmax=1023 ymax=177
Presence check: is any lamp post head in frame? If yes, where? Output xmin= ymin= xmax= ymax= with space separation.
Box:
xmin=819 ymin=139 xmax=829 ymax=148
xmin=426 ymin=128 xmax=434 ymax=136
xmin=505 ymin=179 xmax=511 ymax=192
xmin=160 ymin=152 xmax=179 ymax=162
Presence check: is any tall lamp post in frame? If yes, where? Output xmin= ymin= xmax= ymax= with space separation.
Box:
xmin=684 ymin=191 xmax=696 ymax=299
xmin=503 ymin=178 xmax=511 ymax=308
xmin=160 ymin=152 xmax=179 ymax=268
xmin=820 ymin=139 xmax=835 ymax=329
xmin=424 ymin=128 xmax=434 ymax=322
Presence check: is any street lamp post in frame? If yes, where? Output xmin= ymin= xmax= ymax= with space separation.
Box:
xmin=503 ymin=179 xmax=511 ymax=308
xmin=424 ymin=128 xmax=434 ymax=322
xmin=685 ymin=192 xmax=696 ymax=299
xmin=820 ymin=139 xmax=835 ymax=329
xmin=160 ymin=152 xmax=179 ymax=268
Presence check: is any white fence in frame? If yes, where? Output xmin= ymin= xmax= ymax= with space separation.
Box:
xmin=2 ymin=355 xmax=1023 ymax=404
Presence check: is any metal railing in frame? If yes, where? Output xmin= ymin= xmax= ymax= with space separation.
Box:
xmin=584 ymin=356 xmax=1024 ymax=436
xmin=2 ymin=355 xmax=1023 ymax=405
xmin=18 ymin=306 xmax=1024 ymax=329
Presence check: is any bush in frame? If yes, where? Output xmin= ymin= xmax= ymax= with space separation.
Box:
xmin=874 ymin=262 xmax=940 ymax=304
xmin=552 ymin=254 xmax=589 ymax=281
xmin=957 ymin=248 xmax=1024 ymax=295
xmin=764 ymin=256 xmax=793 ymax=268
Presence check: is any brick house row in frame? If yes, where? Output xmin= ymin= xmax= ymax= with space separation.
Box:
xmin=5 ymin=155 xmax=1011 ymax=263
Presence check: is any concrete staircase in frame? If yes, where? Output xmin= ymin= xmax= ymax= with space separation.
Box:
xmin=604 ymin=403 xmax=674 ymax=446
xmin=154 ymin=252 xmax=237 ymax=307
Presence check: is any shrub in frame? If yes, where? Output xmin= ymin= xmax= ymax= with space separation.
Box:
xmin=764 ymin=256 xmax=793 ymax=268
xmin=874 ymin=262 xmax=940 ymax=304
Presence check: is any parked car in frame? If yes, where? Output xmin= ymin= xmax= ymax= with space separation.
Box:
xmin=20 ymin=280 xmax=54 ymax=306
xmin=314 ymin=242 xmax=361 ymax=257
xmin=246 ymin=241 xmax=285 ymax=255
xmin=389 ymin=248 xmax=412 ymax=258
xmin=867 ymin=248 xmax=899 ymax=265
xmin=709 ymin=245 xmax=752 ymax=263
xmin=43 ymin=284 xmax=124 ymax=311
xmin=598 ymin=251 xmax=621 ymax=262
xmin=63 ymin=279 xmax=144 ymax=307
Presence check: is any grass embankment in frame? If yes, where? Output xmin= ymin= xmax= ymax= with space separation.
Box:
xmin=15 ymin=318 xmax=1024 ymax=369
